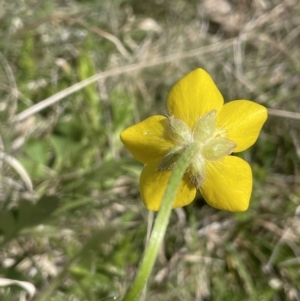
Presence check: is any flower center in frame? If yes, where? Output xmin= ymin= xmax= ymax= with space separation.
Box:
xmin=159 ymin=110 xmax=236 ymax=187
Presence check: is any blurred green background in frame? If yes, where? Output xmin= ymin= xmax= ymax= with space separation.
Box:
xmin=0 ymin=0 xmax=300 ymax=300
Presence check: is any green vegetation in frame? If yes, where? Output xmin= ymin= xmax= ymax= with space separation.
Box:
xmin=0 ymin=0 xmax=300 ymax=300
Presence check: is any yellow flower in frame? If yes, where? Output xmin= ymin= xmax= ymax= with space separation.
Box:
xmin=120 ymin=69 xmax=267 ymax=212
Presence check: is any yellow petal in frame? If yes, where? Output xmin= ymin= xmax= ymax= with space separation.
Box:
xmin=120 ymin=115 xmax=174 ymax=164
xmin=140 ymin=161 xmax=196 ymax=211
xmin=200 ymin=156 xmax=252 ymax=212
xmin=167 ymin=69 xmax=224 ymax=130
xmin=216 ymin=100 xmax=267 ymax=152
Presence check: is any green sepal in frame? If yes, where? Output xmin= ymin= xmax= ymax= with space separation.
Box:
xmin=193 ymin=110 xmax=216 ymax=141
xmin=202 ymin=137 xmax=236 ymax=161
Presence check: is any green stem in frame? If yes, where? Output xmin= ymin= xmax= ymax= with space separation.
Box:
xmin=122 ymin=145 xmax=198 ymax=301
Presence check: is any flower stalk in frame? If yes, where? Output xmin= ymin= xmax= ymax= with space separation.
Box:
xmin=122 ymin=144 xmax=199 ymax=301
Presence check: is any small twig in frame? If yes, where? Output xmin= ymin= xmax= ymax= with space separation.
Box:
xmin=55 ymin=15 xmax=130 ymax=59
xmin=12 ymin=37 xmax=300 ymax=124
xmin=14 ymin=14 xmax=130 ymax=60
xmin=13 ymin=39 xmax=235 ymax=123
xmin=0 ymin=51 xmax=18 ymax=118
xmin=268 ymin=109 xmax=300 ymax=121
xmin=0 ymin=152 xmax=33 ymax=192
xmin=34 ymin=257 xmax=78 ymax=301
xmin=290 ymin=129 xmax=300 ymax=158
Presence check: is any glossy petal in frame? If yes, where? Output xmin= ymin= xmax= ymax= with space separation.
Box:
xmin=167 ymin=69 xmax=223 ymax=130
xmin=120 ymin=115 xmax=175 ymax=164
xmin=216 ymin=100 xmax=268 ymax=152
xmin=200 ymin=156 xmax=252 ymax=211
xmin=140 ymin=161 xmax=196 ymax=211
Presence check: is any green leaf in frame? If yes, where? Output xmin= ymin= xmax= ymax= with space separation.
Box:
xmin=79 ymin=227 xmax=117 ymax=256
xmin=17 ymin=196 xmax=59 ymax=229
xmin=50 ymin=135 xmax=82 ymax=170
xmin=0 ymin=196 xmax=59 ymax=243
xmin=0 ymin=211 xmax=17 ymax=240
xmin=20 ymin=139 xmax=50 ymax=180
